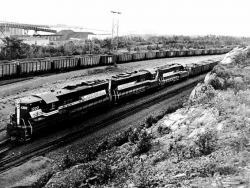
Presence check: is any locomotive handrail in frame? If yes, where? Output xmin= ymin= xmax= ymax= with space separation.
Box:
xmin=28 ymin=120 xmax=33 ymax=135
xmin=21 ymin=118 xmax=26 ymax=129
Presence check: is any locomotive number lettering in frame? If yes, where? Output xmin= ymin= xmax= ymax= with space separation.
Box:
xmin=31 ymin=106 xmax=39 ymax=111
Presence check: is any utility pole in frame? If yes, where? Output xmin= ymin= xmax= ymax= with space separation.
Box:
xmin=110 ymin=11 xmax=121 ymax=52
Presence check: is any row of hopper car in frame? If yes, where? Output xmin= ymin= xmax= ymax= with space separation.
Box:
xmin=0 ymin=48 xmax=231 ymax=79
xmin=7 ymin=57 xmax=222 ymax=142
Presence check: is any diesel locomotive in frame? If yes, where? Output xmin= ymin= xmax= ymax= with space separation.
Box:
xmin=7 ymin=58 xmax=221 ymax=142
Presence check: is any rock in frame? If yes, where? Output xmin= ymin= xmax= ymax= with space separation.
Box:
xmin=165 ymin=184 xmax=175 ymax=187
xmin=189 ymin=83 xmax=215 ymax=104
xmin=169 ymin=113 xmax=185 ymax=121
xmin=189 ymin=184 xmax=199 ymax=188
xmin=205 ymin=72 xmax=225 ymax=90
xmin=188 ymin=127 xmax=205 ymax=138
xmin=222 ymin=180 xmax=242 ymax=185
xmin=163 ymin=119 xmax=175 ymax=128
xmin=140 ymin=154 xmax=147 ymax=161
xmin=204 ymin=72 xmax=216 ymax=85
xmin=222 ymin=177 xmax=244 ymax=185
xmin=216 ymin=122 xmax=224 ymax=131
xmin=234 ymin=76 xmax=244 ymax=83
xmin=172 ymin=173 xmax=186 ymax=179
xmin=128 ymin=183 xmax=135 ymax=188
xmin=189 ymin=173 xmax=199 ymax=178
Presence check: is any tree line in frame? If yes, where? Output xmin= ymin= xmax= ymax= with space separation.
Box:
xmin=0 ymin=35 xmax=249 ymax=60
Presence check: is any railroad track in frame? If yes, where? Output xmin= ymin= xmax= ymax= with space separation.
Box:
xmin=0 ymin=77 xmax=33 ymax=87
xmin=0 ymin=139 xmax=12 ymax=159
xmin=0 ymin=74 xmax=205 ymax=174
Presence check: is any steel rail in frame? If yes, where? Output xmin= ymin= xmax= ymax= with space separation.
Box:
xmin=0 ymin=77 xmax=33 ymax=87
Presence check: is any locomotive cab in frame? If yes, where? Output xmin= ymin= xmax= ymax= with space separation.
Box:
xmin=7 ymin=93 xmax=59 ymax=142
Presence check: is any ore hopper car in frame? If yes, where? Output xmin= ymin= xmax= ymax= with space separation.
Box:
xmin=0 ymin=60 xmax=17 ymax=78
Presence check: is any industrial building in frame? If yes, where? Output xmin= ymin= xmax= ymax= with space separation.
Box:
xmin=0 ymin=21 xmax=56 ymax=45
xmin=18 ymin=36 xmax=49 ymax=46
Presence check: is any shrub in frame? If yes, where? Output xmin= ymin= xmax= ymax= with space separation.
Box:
xmin=61 ymin=154 xmax=74 ymax=170
xmin=157 ymin=126 xmax=163 ymax=135
xmin=96 ymin=139 xmax=110 ymax=153
xmin=83 ymin=149 xmax=98 ymax=163
xmin=194 ymin=129 xmax=218 ymax=156
xmin=112 ymin=130 xmax=130 ymax=147
xmin=157 ymin=125 xmax=171 ymax=135
xmin=170 ymin=141 xmax=186 ymax=161
xmin=128 ymin=125 xmax=145 ymax=144
xmin=145 ymin=115 xmax=157 ymax=128
xmin=76 ymin=160 xmax=116 ymax=186
xmin=134 ymin=130 xmax=152 ymax=156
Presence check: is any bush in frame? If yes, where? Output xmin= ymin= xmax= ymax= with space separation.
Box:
xmin=157 ymin=125 xmax=171 ymax=135
xmin=194 ymin=129 xmax=218 ymax=156
xmin=145 ymin=115 xmax=158 ymax=128
xmin=83 ymin=149 xmax=98 ymax=163
xmin=112 ymin=130 xmax=130 ymax=147
xmin=81 ymin=160 xmax=116 ymax=186
xmin=61 ymin=154 xmax=74 ymax=170
xmin=96 ymin=139 xmax=110 ymax=153
xmin=134 ymin=130 xmax=152 ymax=156
xmin=128 ymin=125 xmax=144 ymax=144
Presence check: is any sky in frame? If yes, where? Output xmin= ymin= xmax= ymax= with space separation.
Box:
xmin=1 ymin=0 xmax=250 ymax=37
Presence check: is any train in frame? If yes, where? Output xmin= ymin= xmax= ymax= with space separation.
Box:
xmin=6 ymin=57 xmax=222 ymax=142
xmin=0 ymin=47 xmax=232 ymax=79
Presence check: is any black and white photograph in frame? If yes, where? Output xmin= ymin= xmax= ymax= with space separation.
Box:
xmin=0 ymin=0 xmax=250 ymax=187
